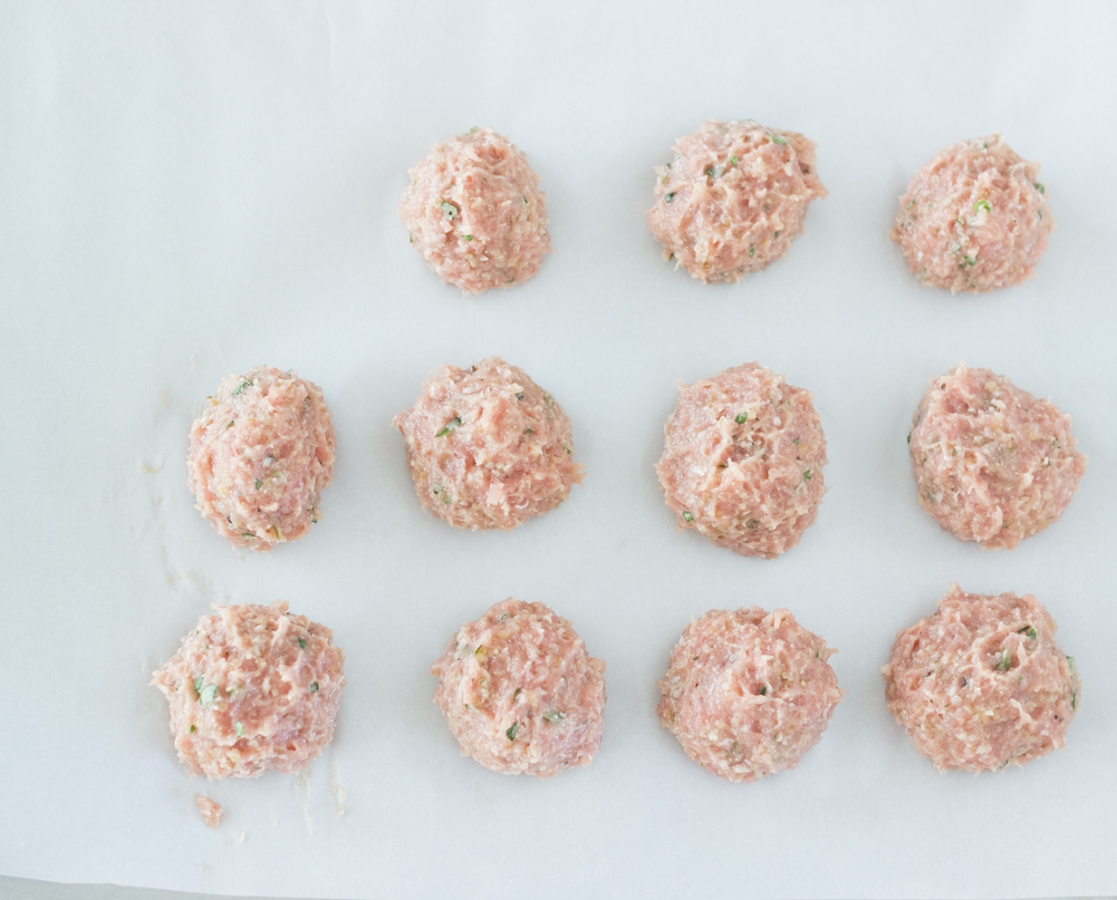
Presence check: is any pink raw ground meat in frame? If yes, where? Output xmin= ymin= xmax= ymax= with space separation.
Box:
xmin=194 ymin=795 xmax=223 ymax=828
xmin=431 ymin=598 xmax=606 ymax=777
xmin=153 ymin=602 xmax=346 ymax=779
xmin=891 ymin=134 xmax=1054 ymax=293
xmin=187 ymin=366 xmax=335 ymax=552
xmin=656 ymin=362 xmax=827 ymax=558
xmin=658 ymin=607 xmax=842 ymax=782
xmin=393 ymin=357 xmax=583 ymax=530
xmin=910 ymin=365 xmax=1086 ymax=549
xmin=883 ymin=584 xmax=1079 ymax=772
xmin=646 ymin=120 xmax=827 ymax=283
xmin=398 ymin=128 xmax=551 ymax=294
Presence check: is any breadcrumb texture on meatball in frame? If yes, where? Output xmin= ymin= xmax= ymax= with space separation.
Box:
xmin=152 ymin=602 xmax=346 ymax=779
xmin=656 ymin=362 xmax=827 ymax=558
xmin=431 ymin=598 xmax=606 ymax=777
xmin=891 ymin=134 xmax=1054 ymax=293
xmin=646 ymin=119 xmax=827 ymax=283
xmin=883 ymin=584 xmax=1079 ymax=773
xmin=399 ymin=127 xmax=551 ymax=294
xmin=910 ymin=364 xmax=1086 ymax=549
xmin=187 ymin=366 xmax=335 ymax=552
xmin=658 ymin=607 xmax=842 ymax=782
xmin=393 ymin=357 xmax=584 ymax=530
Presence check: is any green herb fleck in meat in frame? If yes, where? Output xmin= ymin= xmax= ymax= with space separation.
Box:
xmin=759 ymin=686 xmax=768 ymax=695
xmin=233 ymin=379 xmax=251 ymax=396
xmin=803 ymin=470 xmax=812 ymax=480
xmin=234 ymin=721 xmax=244 ymax=737
xmin=768 ymin=133 xmax=787 ymax=145
xmin=665 ymin=192 xmax=676 ymax=203
xmin=1034 ymin=182 xmax=1045 ymax=194
xmin=435 ymin=417 xmax=462 ymax=437
xmin=255 ymin=479 xmax=262 ymax=490
xmin=189 ymin=724 xmax=196 ymax=734
xmin=298 ymin=637 xmax=307 ymax=649
xmin=682 ymin=511 xmax=694 ymax=523
xmin=974 ymin=199 xmax=992 ymax=213
xmin=506 ymin=722 xmax=519 ymax=741
xmin=464 ymin=234 xmax=473 ymax=241
xmin=729 ymin=155 xmax=738 ymax=167
xmin=524 ymin=426 xmax=535 ymax=434
xmin=199 ymin=684 xmax=218 ymax=707
xmin=543 ymin=710 xmax=565 ymax=724
xmin=309 ymin=682 xmax=319 ymax=693
xmin=1019 ymin=626 xmax=1037 ymax=639
xmin=440 ymin=200 xmax=457 ymax=219
xmin=193 ymin=676 xmax=204 ymax=695
xmin=735 ymin=412 xmax=748 ymax=424
xmin=995 ymin=650 xmax=1013 ymax=672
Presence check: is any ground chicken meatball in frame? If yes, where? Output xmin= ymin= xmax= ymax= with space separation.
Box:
xmin=658 ymin=607 xmax=842 ymax=782
xmin=152 ymin=602 xmax=346 ymax=779
xmin=883 ymin=584 xmax=1080 ymax=773
xmin=646 ymin=120 xmax=827 ymax=283
xmin=398 ymin=127 xmax=551 ymax=293
xmin=656 ymin=362 xmax=827 ymax=558
xmin=392 ymin=357 xmax=584 ymax=530
xmin=431 ymin=598 xmax=606 ymax=777
xmin=187 ymin=366 xmax=335 ymax=552
xmin=891 ymin=134 xmax=1054 ymax=292
xmin=910 ymin=365 xmax=1086 ymax=549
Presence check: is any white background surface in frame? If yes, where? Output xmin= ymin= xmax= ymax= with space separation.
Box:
xmin=1 ymin=2 xmax=1115 ymax=898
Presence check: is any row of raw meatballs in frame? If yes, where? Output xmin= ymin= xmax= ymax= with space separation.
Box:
xmin=399 ymin=122 xmax=1054 ymax=295
xmin=186 ymin=359 xmax=1086 ymax=558
xmin=153 ymin=584 xmax=1081 ymax=791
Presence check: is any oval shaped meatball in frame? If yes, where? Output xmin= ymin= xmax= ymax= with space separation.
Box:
xmin=646 ymin=119 xmax=827 ymax=284
xmin=398 ymin=127 xmax=551 ymax=294
xmin=910 ymin=365 xmax=1086 ymax=549
xmin=656 ymin=362 xmax=827 ymax=558
xmin=658 ymin=607 xmax=842 ymax=782
xmin=891 ymin=134 xmax=1054 ymax=293
xmin=431 ymin=598 xmax=606 ymax=777
xmin=187 ymin=366 xmax=335 ymax=551
xmin=882 ymin=584 xmax=1080 ymax=773
xmin=152 ymin=602 xmax=346 ymax=779
xmin=392 ymin=357 xmax=584 ymax=530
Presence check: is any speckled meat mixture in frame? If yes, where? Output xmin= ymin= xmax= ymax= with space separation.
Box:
xmin=194 ymin=795 xmax=223 ymax=828
xmin=153 ymin=602 xmax=346 ymax=779
xmin=393 ymin=357 xmax=584 ymax=530
xmin=891 ymin=135 xmax=1054 ymax=292
xmin=432 ymin=598 xmax=606 ymax=777
xmin=399 ymin=127 xmax=551 ymax=293
xmin=910 ymin=365 xmax=1086 ymax=549
xmin=658 ymin=607 xmax=842 ymax=782
xmin=187 ymin=366 xmax=335 ymax=551
xmin=646 ymin=120 xmax=827 ymax=283
xmin=656 ymin=362 xmax=827 ymax=558
xmin=883 ymin=584 xmax=1080 ymax=772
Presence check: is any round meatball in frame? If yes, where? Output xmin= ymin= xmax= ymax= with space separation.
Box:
xmin=882 ymin=584 xmax=1080 ymax=773
xmin=152 ymin=602 xmax=346 ymax=779
xmin=431 ymin=598 xmax=606 ymax=777
xmin=187 ymin=366 xmax=335 ymax=552
xmin=658 ymin=607 xmax=842 ymax=782
xmin=646 ymin=120 xmax=827 ymax=284
xmin=398 ymin=127 xmax=551 ymax=294
xmin=891 ymin=134 xmax=1054 ymax=293
xmin=656 ymin=362 xmax=827 ymax=558
xmin=392 ymin=357 xmax=584 ymax=530
xmin=910 ymin=365 xmax=1086 ymax=549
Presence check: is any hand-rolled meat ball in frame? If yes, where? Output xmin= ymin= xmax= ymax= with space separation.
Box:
xmin=910 ymin=365 xmax=1086 ymax=549
xmin=882 ymin=584 xmax=1079 ymax=773
xmin=152 ymin=602 xmax=346 ymax=779
xmin=656 ymin=362 xmax=827 ymax=558
xmin=187 ymin=366 xmax=335 ymax=551
xmin=431 ymin=598 xmax=606 ymax=777
xmin=398 ymin=127 xmax=551 ymax=294
xmin=658 ymin=607 xmax=842 ymax=782
xmin=646 ymin=120 xmax=827 ymax=284
xmin=392 ymin=357 xmax=584 ymax=530
xmin=891 ymin=135 xmax=1054 ymax=293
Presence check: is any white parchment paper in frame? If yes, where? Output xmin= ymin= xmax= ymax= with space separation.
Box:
xmin=1 ymin=2 xmax=1115 ymax=897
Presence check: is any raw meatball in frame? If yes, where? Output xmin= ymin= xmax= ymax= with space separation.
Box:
xmin=910 ymin=365 xmax=1086 ymax=549
xmin=187 ymin=366 xmax=335 ymax=552
xmin=891 ymin=134 xmax=1054 ymax=293
xmin=398 ymin=127 xmax=551 ymax=294
xmin=646 ymin=120 xmax=827 ymax=283
xmin=882 ymin=584 xmax=1080 ymax=773
xmin=392 ymin=357 xmax=583 ymax=530
xmin=658 ymin=607 xmax=842 ymax=782
xmin=656 ymin=362 xmax=827 ymax=558
xmin=152 ymin=602 xmax=346 ymax=779
xmin=431 ymin=598 xmax=606 ymax=777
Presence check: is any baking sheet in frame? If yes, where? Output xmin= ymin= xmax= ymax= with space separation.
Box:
xmin=1 ymin=2 xmax=1115 ymax=897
